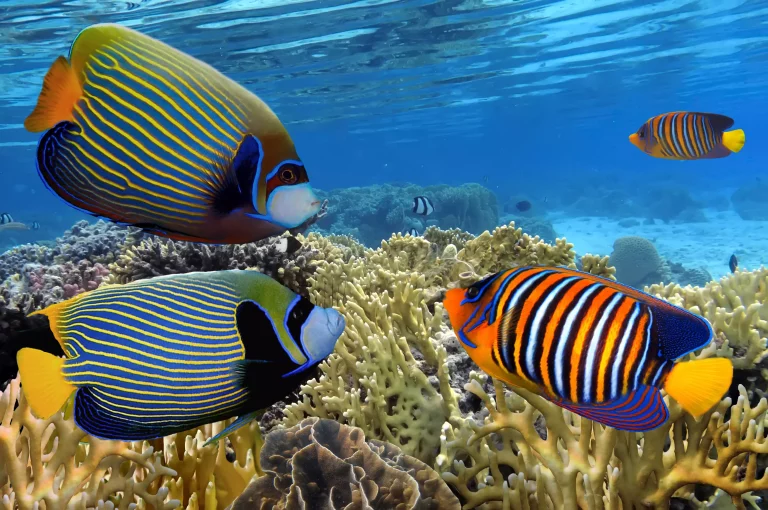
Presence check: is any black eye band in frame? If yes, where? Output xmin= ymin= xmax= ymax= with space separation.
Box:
xmin=286 ymin=297 xmax=315 ymax=351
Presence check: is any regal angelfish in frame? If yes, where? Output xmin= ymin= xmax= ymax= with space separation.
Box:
xmin=14 ymin=270 xmax=345 ymax=442
xmin=24 ymin=24 xmax=321 ymax=244
xmin=443 ymin=266 xmax=733 ymax=431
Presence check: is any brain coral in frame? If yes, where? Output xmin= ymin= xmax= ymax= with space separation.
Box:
xmin=609 ymin=235 xmax=663 ymax=287
xmin=233 ymin=417 xmax=460 ymax=509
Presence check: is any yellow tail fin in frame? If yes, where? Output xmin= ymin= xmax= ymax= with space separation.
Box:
xmin=24 ymin=56 xmax=83 ymax=133
xmin=664 ymin=358 xmax=733 ymax=417
xmin=722 ymin=129 xmax=745 ymax=153
xmin=17 ymin=348 xmax=75 ymax=419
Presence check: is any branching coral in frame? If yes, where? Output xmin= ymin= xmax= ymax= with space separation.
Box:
xmin=438 ymin=369 xmax=768 ymax=509
xmin=647 ymin=268 xmax=768 ymax=370
xmin=0 ymin=375 xmax=264 ymax=510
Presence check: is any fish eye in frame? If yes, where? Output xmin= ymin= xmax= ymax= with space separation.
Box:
xmin=466 ymin=286 xmax=480 ymax=299
xmin=279 ymin=167 xmax=297 ymax=184
xmin=638 ymin=127 xmax=645 ymax=138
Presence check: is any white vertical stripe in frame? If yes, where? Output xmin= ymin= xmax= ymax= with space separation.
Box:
xmin=525 ymin=277 xmax=576 ymax=381
xmin=582 ymin=293 xmax=623 ymax=402
xmin=553 ymin=284 xmax=599 ymax=397
xmin=499 ymin=270 xmax=550 ymax=372
xmin=633 ymin=309 xmax=654 ymax=389
xmin=610 ymin=304 xmax=640 ymax=400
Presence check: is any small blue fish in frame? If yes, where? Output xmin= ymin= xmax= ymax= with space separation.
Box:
xmin=25 ymin=24 xmax=321 ymax=244
xmin=15 ymin=270 xmax=345 ymax=442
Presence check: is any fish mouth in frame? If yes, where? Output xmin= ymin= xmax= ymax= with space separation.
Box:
xmin=629 ymin=133 xmax=641 ymax=149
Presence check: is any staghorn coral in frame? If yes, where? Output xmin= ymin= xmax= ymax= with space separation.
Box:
xmin=647 ymin=268 xmax=768 ymax=371
xmin=579 ymin=253 xmax=616 ymax=280
xmin=0 ymin=375 xmax=264 ymax=510
xmin=423 ymin=225 xmax=475 ymax=253
xmin=233 ymin=417 xmax=460 ymax=509
xmin=438 ymin=368 xmax=768 ymax=509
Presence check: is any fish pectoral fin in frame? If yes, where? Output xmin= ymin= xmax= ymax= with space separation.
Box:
xmin=24 ymin=56 xmax=83 ymax=133
xmin=208 ymin=134 xmax=262 ymax=216
xmin=203 ymin=410 xmax=263 ymax=447
xmin=17 ymin=348 xmax=75 ymax=420
xmin=664 ymin=358 xmax=732 ymax=417
xmin=550 ymin=385 xmax=669 ymax=432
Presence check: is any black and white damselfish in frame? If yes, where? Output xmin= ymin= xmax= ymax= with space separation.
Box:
xmin=412 ymin=196 xmax=434 ymax=216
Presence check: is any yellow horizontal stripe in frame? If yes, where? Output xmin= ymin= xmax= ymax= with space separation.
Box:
xmin=62 ymin=314 xmax=238 ymax=342
xmin=66 ymin=345 xmax=235 ymax=374
xmin=76 ymin=284 xmax=236 ymax=312
xmin=93 ymin=386 xmax=247 ymax=411
xmin=112 ymin=40 xmax=244 ymax=138
xmin=85 ymin=63 xmax=217 ymax=169
xmin=75 ymin=105 xmax=209 ymax=210
xmin=68 ymin=377 xmax=237 ymax=397
xmin=85 ymin=395 xmax=244 ymax=422
xmin=88 ymin=53 xmax=220 ymax=155
xmin=61 ymin=294 xmax=234 ymax=322
xmin=60 ymin=304 xmax=234 ymax=332
xmin=63 ymin=322 xmax=242 ymax=353
xmin=81 ymin=96 xmax=210 ymax=194
xmin=67 ymin=360 xmax=231 ymax=382
xmin=66 ymin=370 xmax=233 ymax=390
xmin=96 ymin=48 xmax=232 ymax=150
xmin=60 ymin=136 xmax=205 ymax=221
xmin=127 ymin=37 xmax=249 ymax=124
xmin=151 ymin=281 xmax=239 ymax=304
xmin=64 ymin=334 xmax=242 ymax=365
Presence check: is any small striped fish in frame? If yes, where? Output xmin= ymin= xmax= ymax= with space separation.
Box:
xmin=629 ymin=112 xmax=745 ymax=160
xmin=24 ymin=24 xmax=321 ymax=244
xmin=443 ymin=266 xmax=732 ymax=431
xmin=15 ymin=270 xmax=345 ymax=442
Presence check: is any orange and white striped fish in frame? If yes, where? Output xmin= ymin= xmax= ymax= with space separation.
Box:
xmin=629 ymin=112 xmax=744 ymax=160
xmin=443 ymin=266 xmax=733 ymax=431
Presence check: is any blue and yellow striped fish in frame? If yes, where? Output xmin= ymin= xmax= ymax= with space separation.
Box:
xmin=24 ymin=24 xmax=321 ymax=244
xmin=14 ymin=270 xmax=345 ymax=442
xmin=443 ymin=266 xmax=733 ymax=431
xmin=629 ymin=112 xmax=745 ymax=160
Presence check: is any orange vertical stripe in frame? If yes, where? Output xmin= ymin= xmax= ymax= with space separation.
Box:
xmin=595 ymin=297 xmax=633 ymax=402
xmin=512 ymin=272 xmax=569 ymax=379
xmin=685 ymin=114 xmax=698 ymax=158
xmin=568 ymin=287 xmax=614 ymax=402
xmin=539 ymin=278 xmax=593 ymax=396
xmin=675 ymin=115 xmax=689 ymax=158
xmin=621 ymin=313 xmax=649 ymax=394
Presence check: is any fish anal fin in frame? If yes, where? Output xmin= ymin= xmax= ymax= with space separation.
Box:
xmin=552 ymin=385 xmax=669 ymax=432
xmin=203 ymin=410 xmax=263 ymax=447
xmin=664 ymin=358 xmax=732 ymax=417
xmin=209 ymin=135 xmax=262 ymax=215
xmin=25 ymin=56 xmax=82 ymax=133
xmin=17 ymin=348 xmax=75 ymax=419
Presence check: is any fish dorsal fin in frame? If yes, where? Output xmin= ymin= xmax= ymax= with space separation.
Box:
xmin=648 ymin=304 xmax=713 ymax=360
xmin=694 ymin=112 xmax=734 ymax=132
xmin=208 ymin=135 xmax=262 ymax=215
xmin=551 ymin=385 xmax=669 ymax=432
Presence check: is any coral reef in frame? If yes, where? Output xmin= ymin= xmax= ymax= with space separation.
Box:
xmin=233 ymin=417 xmax=459 ymax=509
xmin=609 ymin=235 xmax=666 ymax=287
xmin=314 ymin=183 xmax=499 ymax=246
xmin=0 ymin=374 xmax=264 ymax=510
xmin=732 ymin=182 xmax=768 ymax=220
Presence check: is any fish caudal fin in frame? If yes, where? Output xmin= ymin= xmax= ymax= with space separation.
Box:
xmin=24 ymin=56 xmax=82 ymax=133
xmin=16 ymin=348 xmax=75 ymax=419
xmin=722 ymin=129 xmax=745 ymax=153
xmin=664 ymin=358 xmax=733 ymax=417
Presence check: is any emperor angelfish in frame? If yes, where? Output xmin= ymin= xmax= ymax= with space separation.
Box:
xmin=443 ymin=266 xmax=733 ymax=432
xmin=15 ymin=270 xmax=345 ymax=443
xmin=24 ymin=23 xmax=321 ymax=244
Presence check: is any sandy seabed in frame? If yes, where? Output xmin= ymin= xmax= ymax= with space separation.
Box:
xmin=552 ymin=209 xmax=768 ymax=282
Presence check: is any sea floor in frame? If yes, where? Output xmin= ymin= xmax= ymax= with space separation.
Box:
xmin=551 ymin=209 xmax=767 ymax=282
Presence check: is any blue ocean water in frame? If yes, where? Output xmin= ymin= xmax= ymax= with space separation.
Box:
xmin=0 ymin=0 xmax=766 ymax=276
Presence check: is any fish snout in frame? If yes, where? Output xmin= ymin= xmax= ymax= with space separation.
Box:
xmin=629 ymin=133 xmax=642 ymax=149
xmin=302 ymin=307 xmax=345 ymax=362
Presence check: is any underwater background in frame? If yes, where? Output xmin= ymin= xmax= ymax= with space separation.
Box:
xmin=2 ymin=1 xmax=768 ymax=509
